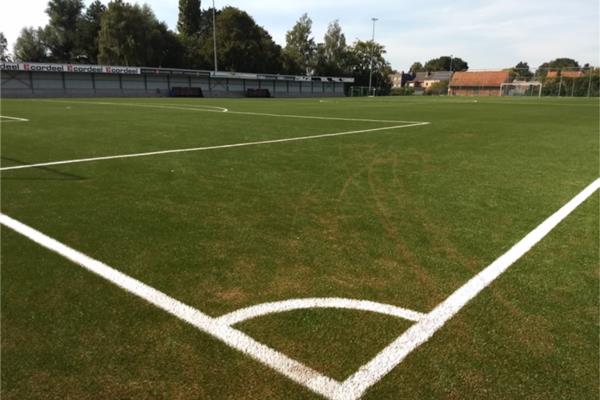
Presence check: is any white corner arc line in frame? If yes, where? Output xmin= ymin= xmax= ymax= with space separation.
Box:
xmin=338 ymin=178 xmax=600 ymax=400
xmin=0 ymin=213 xmax=343 ymax=400
xmin=0 ymin=115 xmax=30 ymax=122
xmin=216 ymin=298 xmax=426 ymax=326
xmin=0 ymin=122 xmax=429 ymax=171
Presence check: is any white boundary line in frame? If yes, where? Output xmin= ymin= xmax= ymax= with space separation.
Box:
xmin=0 ymin=213 xmax=344 ymax=400
xmin=0 ymin=115 xmax=30 ymax=122
xmin=338 ymin=178 xmax=600 ymax=399
xmin=216 ymin=298 xmax=426 ymax=326
xmin=37 ymin=99 xmax=424 ymax=124
xmin=1 ymin=179 xmax=598 ymax=399
xmin=0 ymin=122 xmax=429 ymax=171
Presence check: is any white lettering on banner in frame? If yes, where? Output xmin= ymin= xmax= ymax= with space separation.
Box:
xmin=0 ymin=62 xmax=141 ymax=75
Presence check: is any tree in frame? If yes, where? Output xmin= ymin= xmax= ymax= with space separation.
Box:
xmin=177 ymin=0 xmax=201 ymax=37
xmin=409 ymin=62 xmax=424 ymax=73
xmin=98 ymin=1 xmax=182 ymax=67
xmin=537 ymin=58 xmax=580 ymax=78
xmin=0 ymin=32 xmax=9 ymax=61
xmin=76 ymin=0 xmax=106 ymax=63
xmin=509 ymin=61 xmax=533 ymax=81
xmin=314 ymin=20 xmax=350 ymax=76
xmin=283 ymin=13 xmax=316 ymax=75
xmin=195 ymin=7 xmax=282 ymax=73
xmin=14 ymin=27 xmax=48 ymax=61
xmin=423 ymin=56 xmax=468 ymax=72
xmin=348 ymin=39 xmax=393 ymax=94
xmin=43 ymin=0 xmax=84 ymax=61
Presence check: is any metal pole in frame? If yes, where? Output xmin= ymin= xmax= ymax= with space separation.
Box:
xmin=587 ymin=68 xmax=593 ymax=97
xmin=212 ymin=0 xmax=218 ymax=73
xmin=368 ymin=18 xmax=378 ymax=96
xmin=558 ymin=74 xmax=563 ymax=97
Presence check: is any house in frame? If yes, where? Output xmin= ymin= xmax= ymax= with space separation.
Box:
xmin=546 ymin=70 xmax=585 ymax=79
xmin=389 ymin=71 xmax=413 ymax=88
xmin=407 ymin=71 xmax=453 ymax=92
xmin=448 ymin=71 xmax=511 ymax=96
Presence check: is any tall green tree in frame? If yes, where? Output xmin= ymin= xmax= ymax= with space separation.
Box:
xmin=14 ymin=27 xmax=48 ymax=61
xmin=348 ymin=40 xmax=393 ymax=93
xmin=76 ymin=0 xmax=106 ymax=63
xmin=537 ymin=58 xmax=580 ymax=78
xmin=283 ymin=13 xmax=316 ymax=75
xmin=177 ymin=0 xmax=202 ymax=37
xmin=98 ymin=0 xmax=182 ymax=67
xmin=423 ymin=56 xmax=468 ymax=71
xmin=195 ymin=7 xmax=281 ymax=73
xmin=314 ymin=20 xmax=349 ymax=76
xmin=43 ymin=0 xmax=84 ymax=61
xmin=0 ymin=32 xmax=9 ymax=61
xmin=509 ymin=61 xmax=533 ymax=80
xmin=409 ymin=61 xmax=424 ymax=73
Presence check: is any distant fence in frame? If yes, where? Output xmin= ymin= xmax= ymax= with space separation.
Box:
xmin=0 ymin=62 xmax=352 ymax=98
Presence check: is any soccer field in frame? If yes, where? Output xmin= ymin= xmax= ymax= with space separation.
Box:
xmin=1 ymin=96 xmax=598 ymax=399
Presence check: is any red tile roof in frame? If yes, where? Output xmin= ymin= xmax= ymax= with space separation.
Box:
xmin=547 ymin=70 xmax=584 ymax=78
xmin=450 ymin=71 xmax=511 ymax=87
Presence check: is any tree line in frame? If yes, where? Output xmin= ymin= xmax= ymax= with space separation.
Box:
xmin=1 ymin=0 xmax=393 ymax=91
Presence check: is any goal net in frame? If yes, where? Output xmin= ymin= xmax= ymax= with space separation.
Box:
xmin=500 ymin=81 xmax=542 ymax=97
xmin=349 ymin=86 xmax=377 ymax=97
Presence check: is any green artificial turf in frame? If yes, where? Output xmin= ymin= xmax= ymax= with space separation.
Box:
xmin=1 ymin=96 xmax=598 ymax=399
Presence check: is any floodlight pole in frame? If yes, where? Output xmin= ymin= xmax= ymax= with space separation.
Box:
xmin=368 ymin=18 xmax=378 ymax=95
xmin=212 ymin=0 xmax=218 ymax=73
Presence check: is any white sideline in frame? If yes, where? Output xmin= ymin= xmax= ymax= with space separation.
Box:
xmin=216 ymin=298 xmax=426 ymax=326
xmin=0 ymin=122 xmax=429 ymax=171
xmin=0 ymin=213 xmax=343 ymax=400
xmin=338 ymin=178 xmax=600 ymax=400
xmin=0 ymin=115 xmax=30 ymax=122
xmin=38 ymin=99 xmax=424 ymax=124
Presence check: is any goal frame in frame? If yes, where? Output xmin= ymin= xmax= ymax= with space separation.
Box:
xmin=499 ymin=81 xmax=543 ymax=97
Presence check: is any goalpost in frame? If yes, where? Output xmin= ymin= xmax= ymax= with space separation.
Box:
xmin=349 ymin=86 xmax=377 ymax=97
xmin=500 ymin=81 xmax=543 ymax=97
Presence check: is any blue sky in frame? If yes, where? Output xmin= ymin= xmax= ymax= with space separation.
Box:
xmin=2 ymin=0 xmax=599 ymax=70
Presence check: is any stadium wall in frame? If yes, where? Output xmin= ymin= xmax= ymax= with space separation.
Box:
xmin=1 ymin=62 xmax=352 ymax=98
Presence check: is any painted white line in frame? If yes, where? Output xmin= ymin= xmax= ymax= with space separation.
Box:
xmin=38 ymin=99 xmax=423 ymax=124
xmin=0 ymin=122 xmax=429 ymax=171
xmin=0 ymin=213 xmax=343 ymax=400
xmin=1 ymin=179 xmax=597 ymax=400
xmin=216 ymin=298 xmax=426 ymax=326
xmin=38 ymin=100 xmax=229 ymax=113
xmin=0 ymin=115 xmax=30 ymax=122
xmin=338 ymin=178 xmax=600 ymax=400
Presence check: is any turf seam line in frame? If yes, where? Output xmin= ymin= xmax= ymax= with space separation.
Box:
xmin=0 ymin=122 xmax=429 ymax=171
xmin=338 ymin=178 xmax=600 ymax=400
xmin=215 ymin=298 xmax=426 ymax=326
xmin=0 ymin=213 xmax=344 ymax=400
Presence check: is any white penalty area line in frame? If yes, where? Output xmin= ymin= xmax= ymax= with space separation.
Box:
xmin=339 ymin=178 xmax=600 ymax=400
xmin=0 ymin=212 xmax=343 ymax=400
xmin=0 ymin=122 xmax=429 ymax=172
xmin=0 ymin=115 xmax=30 ymax=122
xmin=37 ymin=99 xmax=423 ymax=124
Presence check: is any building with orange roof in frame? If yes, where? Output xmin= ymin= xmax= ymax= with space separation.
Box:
xmin=448 ymin=71 xmax=511 ymax=96
xmin=546 ymin=70 xmax=584 ymax=79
